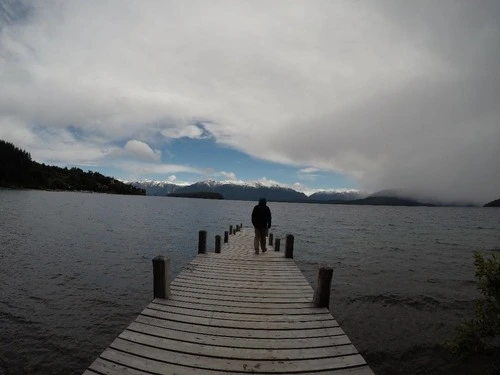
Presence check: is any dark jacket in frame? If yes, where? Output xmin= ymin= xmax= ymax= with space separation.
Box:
xmin=252 ymin=202 xmax=272 ymax=229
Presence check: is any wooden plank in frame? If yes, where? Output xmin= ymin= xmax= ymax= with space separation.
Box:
xmin=170 ymin=282 xmax=312 ymax=296
xmin=152 ymin=298 xmax=327 ymax=315
xmin=172 ymin=276 xmax=313 ymax=291
xmin=177 ymin=270 xmax=309 ymax=282
xmin=174 ymin=275 xmax=311 ymax=288
xmin=179 ymin=267 xmax=304 ymax=280
xmin=127 ymin=321 xmax=352 ymax=349
xmin=135 ymin=314 xmax=345 ymax=338
xmin=108 ymin=339 xmax=368 ymax=373
xmin=147 ymin=302 xmax=332 ymax=322
xmin=141 ymin=307 xmax=338 ymax=330
xmin=118 ymin=330 xmax=359 ymax=360
xmin=93 ymin=354 xmax=374 ymax=375
xmin=168 ymin=294 xmax=314 ymax=308
xmin=187 ymin=260 xmax=298 ymax=269
xmin=168 ymin=290 xmax=313 ymax=303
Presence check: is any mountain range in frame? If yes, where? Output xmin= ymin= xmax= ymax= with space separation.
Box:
xmin=131 ymin=179 xmax=364 ymax=202
xmin=130 ymin=180 xmax=500 ymax=207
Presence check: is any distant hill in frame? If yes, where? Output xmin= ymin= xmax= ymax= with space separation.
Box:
xmin=484 ymin=199 xmax=500 ymax=207
xmin=309 ymin=190 xmax=365 ymax=201
xmin=335 ymin=196 xmax=435 ymax=207
xmin=167 ymin=191 xmax=224 ymax=199
xmin=0 ymin=140 xmax=145 ymax=195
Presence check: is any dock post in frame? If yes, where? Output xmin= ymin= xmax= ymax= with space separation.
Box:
xmin=285 ymin=234 xmax=294 ymax=258
xmin=224 ymin=231 xmax=229 ymax=243
xmin=269 ymin=233 xmax=274 ymax=246
xmin=313 ymin=266 xmax=333 ymax=309
xmin=152 ymin=256 xmax=170 ymax=299
xmin=229 ymin=225 xmax=233 ymax=234
xmin=215 ymin=235 xmax=221 ymax=253
xmin=274 ymin=238 xmax=280 ymax=252
xmin=198 ymin=230 xmax=207 ymax=254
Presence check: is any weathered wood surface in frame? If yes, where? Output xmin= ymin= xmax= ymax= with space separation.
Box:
xmin=84 ymin=228 xmax=373 ymax=374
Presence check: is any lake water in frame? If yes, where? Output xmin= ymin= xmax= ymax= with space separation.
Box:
xmin=0 ymin=190 xmax=499 ymax=374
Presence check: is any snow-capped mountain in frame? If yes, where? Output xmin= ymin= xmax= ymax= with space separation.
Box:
xmin=130 ymin=179 xmax=363 ymax=202
xmin=173 ymin=180 xmax=308 ymax=201
xmin=130 ymin=180 xmax=182 ymax=196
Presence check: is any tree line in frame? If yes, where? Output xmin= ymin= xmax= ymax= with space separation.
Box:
xmin=0 ymin=140 xmax=145 ymax=195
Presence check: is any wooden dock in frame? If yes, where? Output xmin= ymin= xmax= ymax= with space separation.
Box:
xmin=83 ymin=226 xmax=373 ymax=374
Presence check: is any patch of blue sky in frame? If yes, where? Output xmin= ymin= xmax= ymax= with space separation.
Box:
xmin=163 ymin=137 xmax=358 ymax=189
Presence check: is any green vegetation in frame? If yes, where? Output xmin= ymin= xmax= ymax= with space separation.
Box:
xmin=446 ymin=251 xmax=500 ymax=358
xmin=167 ymin=191 xmax=224 ymax=199
xmin=0 ymin=140 xmax=145 ymax=195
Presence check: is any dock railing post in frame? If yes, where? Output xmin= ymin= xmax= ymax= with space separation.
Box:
xmin=313 ymin=266 xmax=333 ymax=309
xmin=269 ymin=232 xmax=274 ymax=246
xmin=198 ymin=230 xmax=207 ymax=254
xmin=285 ymin=234 xmax=294 ymax=258
xmin=152 ymin=256 xmax=170 ymax=299
xmin=215 ymin=235 xmax=221 ymax=253
xmin=274 ymin=238 xmax=280 ymax=252
xmin=229 ymin=225 xmax=233 ymax=235
xmin=224 ymin=231 xmax=229 ymax=243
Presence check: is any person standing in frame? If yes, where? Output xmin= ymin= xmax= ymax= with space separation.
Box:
xmin=251 ymin=198 xmax=272 ymax=254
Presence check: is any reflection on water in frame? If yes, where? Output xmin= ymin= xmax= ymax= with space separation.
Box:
xmin=0 ymin=190 xmax=499 ymax=374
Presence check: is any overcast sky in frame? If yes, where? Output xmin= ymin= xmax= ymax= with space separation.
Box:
xmin=1 ymin=0 xmax=499 ymax=203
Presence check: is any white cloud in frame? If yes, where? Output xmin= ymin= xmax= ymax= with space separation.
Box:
xmin=219 ymin=171 xmax=237 ymax=180
xmin=299 ymin=167 xmax=320 ymax=174
xmin=161 ymin=125 xmax=205 ymax=139
xmin=114 ymin=161 xmax=202 ymax=176
xmin=167 ymin=175 xmax=177 ymax=182
xmin=1 ymin=1 xmax=499 ymax=203
xmin=123 ymin=140 xmax=161 ymax=162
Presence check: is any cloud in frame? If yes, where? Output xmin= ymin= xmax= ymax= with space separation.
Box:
xmin=297 ymin=167 xmax=320 ymax=182
xmin=123 ymin=140 xmax=161 ymax=162
xmin=1 ymin=1 xmax=499 ymax=203
xmin=167 ymin=175 xmax=177 ymax=183
xmin=219 ymin=171 xmax=237 ymax=180
xmin=299 ymin=167 xmax=320 ymax=174
xmin=161 ymin=124 xmax=206 ymax=139
xmin=114 ymin=161 xmax=202 ymax=177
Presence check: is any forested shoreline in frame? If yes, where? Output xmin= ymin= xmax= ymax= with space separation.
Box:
xmin=0 ymin=140 xmax=145 ymax=195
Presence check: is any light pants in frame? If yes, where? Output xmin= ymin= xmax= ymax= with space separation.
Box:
xmin=254 ymin=227 xmax=268 ymax=253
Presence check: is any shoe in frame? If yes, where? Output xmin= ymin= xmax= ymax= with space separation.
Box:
xmin=255 ymin=250 xmax=259 ymax=254
xmin=262 ymin=249 xmax=267 ymax=252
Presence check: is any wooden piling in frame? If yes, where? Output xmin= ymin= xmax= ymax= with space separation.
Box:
xmin=215 ymin=235 xmax=221 ymax=253
xmin=274 ymin=238 xmax=281 ymax=252
xmin=229 ymin=225 xmax=233 ymax=234
xmin=152 ymin=256 xmax=170 ymax=299
xmin=198 ymin=230 xmax=207 ymax=254
xmin=285 ymin=234 xmax=294 ymax=259
xmin=269 ymin=232 xmax=274 ymax=246
xmin=224 ymin=231 xmax=229 ymax=243
xmin=313 ymin=266 xmax=333 ymax=309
